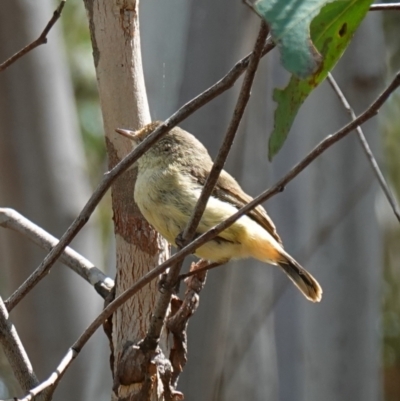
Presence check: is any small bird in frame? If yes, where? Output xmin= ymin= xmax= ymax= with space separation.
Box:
xmin=116 ymin=122 xmax=322 ymax=302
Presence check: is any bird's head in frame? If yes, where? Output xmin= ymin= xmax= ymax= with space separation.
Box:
xmin=115 ymin=121 xmax=211 ymax=171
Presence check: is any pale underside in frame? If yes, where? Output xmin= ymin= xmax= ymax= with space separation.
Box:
xmin=134 ymin=165 xmax=282 ymax=264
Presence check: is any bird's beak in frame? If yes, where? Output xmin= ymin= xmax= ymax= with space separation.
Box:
xmin=115 ymin=128 xmax=139 ymax=142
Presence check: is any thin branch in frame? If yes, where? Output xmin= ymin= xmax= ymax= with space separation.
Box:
xmin=4 ymin=37 xmax=275 ymax=312
xmin=0 ymin=297 xmax=44 ymax=398
xmin=327 ymin=73 xmax=400 ymax=223
xmin=182 ymin=21 xmax=270 ymax=243
xmin=370 ymin=3 xmax=400 ymax=11
xmin=0 ymin=208 xmax=114 ymax=298
xmin=14 ymin=70 xmax=400 ymax=401
xmin=0 ymin=1 xmax=66 ymax=73
xmin=140 ymin=20 xmax=269 ymax=355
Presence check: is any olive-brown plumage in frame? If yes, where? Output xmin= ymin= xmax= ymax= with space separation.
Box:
xmin=116 ymin=122 xmax=322 ymax=302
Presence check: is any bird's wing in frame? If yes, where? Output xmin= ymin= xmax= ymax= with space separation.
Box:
xmin=190 ymin=165 xmax=283 ymax=245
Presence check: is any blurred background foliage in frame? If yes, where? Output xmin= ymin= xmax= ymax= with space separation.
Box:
xmin=63 ymin=0 xmax=104 ymax=175
xmin=62 ymin=0 xmax=112 ymax=248
xmin=381 ymin=8 xmax=400 ymax=400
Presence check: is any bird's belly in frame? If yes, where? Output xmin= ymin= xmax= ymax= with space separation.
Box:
xmin=134 ymin=170 xmax=278 ymax=263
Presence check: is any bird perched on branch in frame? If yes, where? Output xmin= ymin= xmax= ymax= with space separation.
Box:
xmin=116 ymin=122 xmax=322 ymax=302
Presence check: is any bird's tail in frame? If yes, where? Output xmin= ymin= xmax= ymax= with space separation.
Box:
xmin=242 ymin=228 xmax=322 ymax=302
xmin=278 ymin=253 xmax=322 ymax=302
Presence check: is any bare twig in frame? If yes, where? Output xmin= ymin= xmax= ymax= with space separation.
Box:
xmin=139 ymin=21 xmax=269 ymax=394
xmin=15 ymin=71 xmax=400 ymax=401
xmin=327 ymin=73 xmax=400 ymax=223
xmin=140 ymin=20 xmax=269 ymax=357
xmin=0 ymin=208 xmax=114 ymax=298
xmin=182 ymin=21 xmax=270 ymax=243
xmin=0 ymin=297 xmax=44 ymax=398
xmin=370 ymin=3 xmax=400 ymax=11
xmin=5 ymin=37 xmax=275 ymax=312
xmin=0 ymin=1 xmax=66 ymax=73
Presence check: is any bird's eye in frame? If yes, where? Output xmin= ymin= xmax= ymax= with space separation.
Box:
xmin=163 ymin=144 xmax=171 ymax=153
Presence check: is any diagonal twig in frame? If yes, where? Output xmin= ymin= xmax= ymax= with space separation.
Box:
xmin=14 ymin=70 xmax=400 ymax=401
xmin=0 ymin=208 xmax=114 ymax=298
xmin=327 ymin=73 xmax=400 ymax=223
xmin=181 ymin=21 xmax=270 ymax=244
xmin=0 ymin=1 xmax=66 ymax=73
xmin=140 ymin=21 xmax=269 ymax=354
xmin=138 ymin=22 xmax=270 ymax=398
xmin=4 ymin=37 xmax=275 ymax=312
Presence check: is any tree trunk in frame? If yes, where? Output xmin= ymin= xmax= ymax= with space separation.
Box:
xmin=82 ymin=1 xmax=170 ymax=399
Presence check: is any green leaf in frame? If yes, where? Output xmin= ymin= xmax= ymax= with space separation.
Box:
xmin=268 ymin=0 xmax=373 ymax=160
xmin=246 ymin=0 xmax=330 ymax=79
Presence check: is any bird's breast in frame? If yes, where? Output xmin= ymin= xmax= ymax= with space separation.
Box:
xmin=134 ymin=167 xmax=199 ymax=244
